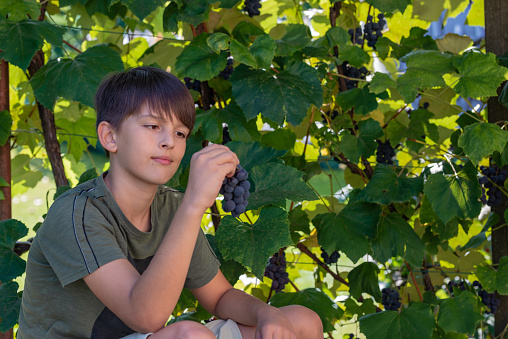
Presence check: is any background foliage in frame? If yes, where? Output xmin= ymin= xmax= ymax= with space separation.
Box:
xmin=1 ymin=0 xmax=508 ymax=338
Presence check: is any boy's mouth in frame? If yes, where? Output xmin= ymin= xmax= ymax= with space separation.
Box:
xmin=152 ymin=156 xmax=172 ymax=165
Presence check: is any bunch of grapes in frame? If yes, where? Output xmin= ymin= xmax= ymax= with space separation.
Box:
xmin=341 ymin=61 xmax=368 ymax=90
xmin=347 ymin=335 xmax=355 ymax=339
xmin=219 ymin=58 xmax=234 ymax=80
xmin=243 ymin=0 xmax=261 ymax=17
xmin=222 ymin=125 xmax=231 ymax=145
xmin=320 ymin=247 xmax=340 ymax=265
xmin=348 ymin=26 xmax=363 ymax=45
xmin=184 ymin=77 xmax=201 ymax=92
xmin=376 ymin=140 xmax=396 ymax=165
xmin=364 ymin=13 xmax=386 ymax=48
xmin=381 ymin=287 xmax=401 ymax=311
xmin=219 ymin=165 xmax=250 ymax=218
xmin=446 ymin=279 xmax=466 ymax=296
xmin=473 ymin=281 xmax=501 ymax=314
xmin=264 ymin=252 xmax=289 ymax=293
xmin=479 ymin=165 xmax=507 ymax=207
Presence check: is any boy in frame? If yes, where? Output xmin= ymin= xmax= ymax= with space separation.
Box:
xmin=18 ymin=66 xmax=323 ymax=339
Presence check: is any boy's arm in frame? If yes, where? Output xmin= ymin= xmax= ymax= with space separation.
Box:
xmin=191 ymin=271 xmax=297 ymax=338
xmin=83 ymin=145 xmax=238 ymax=334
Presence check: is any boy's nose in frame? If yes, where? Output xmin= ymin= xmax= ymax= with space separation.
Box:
xmin=159 ymin=135 xmax=175 ymax=149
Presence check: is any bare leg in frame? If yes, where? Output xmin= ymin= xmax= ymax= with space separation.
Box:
xmin=237 ymin=305 xmax=324 ymax=339
xmin=147 ymin=320 xmax=215 ymax=339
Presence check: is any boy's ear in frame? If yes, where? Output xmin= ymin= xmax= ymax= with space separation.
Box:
xmin=97 ymin=121 xmax=118 ymax=154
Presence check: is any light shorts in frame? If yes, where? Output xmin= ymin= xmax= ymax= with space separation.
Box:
xmin=120 ymin=319 xmax=242 ymax=339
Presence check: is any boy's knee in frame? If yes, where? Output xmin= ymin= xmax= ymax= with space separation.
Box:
xmin=152 ymin=320 xmax=215 ymax=339
xmin=280 ymin=305 xmax=323 ymax=338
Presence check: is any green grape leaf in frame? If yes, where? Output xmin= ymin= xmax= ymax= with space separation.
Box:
xmin=364 ymin=0 xmax=411 ymax=13
xmin=0 ymin=281 xmax=21 ymax=333
xmin=340 ymin=119 xmax=384 ymax=164
xmin=275 ymin=24 xmax=311 ymax=57
xmin=369 ymin=72 xmax=397 ymax=94
xmin=195 ymin=109 xmax=222 ymax=143
xmin=360 ymin=302 xmax=435 ymax=339
xmin=458 ymin=122 xmax=508 ymax=165
xmin=215 ymin=0 xmax=241 ymax=8
xmin=0 ymin=110 xmax=12 ymax=146
xmin=460 ymin=212 xmax=498 ymax=250
xmin=207 ymin=33 xmax=231 ymax=53
xmin=260 ymin=128 xmax=296 ymax=151
xmin=230 ymin=39 xmax=257 ymax=68
xmin=30 ymin=45 xmax=124 ymax=110
xmin=371 ymin=213 xmax=425 ymax=268
xmin=397 ymin=51 xmax=455 ymax=102
xmin=453 ymin=52 xmax=508 ymax=98
xmin=335 ymin=87 xmax=378 ymax=115
xmin=339 ymin=45 xmax=371 ymax=68
xmin=348 ymin=262 xmax=381 ymax=302
xmin=78 ymin=168 xmax=99 ymax=185
xmin=231 ymin=21 xmax=265 ymax=46
xmin=344 ymin=297 xmax=377 ymax=318
xmin=175 ymin=33 xmax=228 ymax=81
xmin=0 ymin=0 xmax=40 ymax=22
xmin=269 ymin=288 xmax=343 ymax=333
xmin=218 ymin=104 xmax=261 ymax=142
xmin=56 ymin=116 xmax=96 ymax=162
xmin=215 ymin=207 xmax=292 ymax=279
xmin=231 ymin=63 xmax=322 ymax=125
xmin=248 ymin=163 xmax=317 ymax=210
xmin=119 ymin=0 xmax=164 ymax=20
xmin=0 ymin=219 xmax=28 ymax=282
xmin=313 ymin=202 xmax=382 ymax=263
xmin=476 ymin=256 xmax=508 ymax=295
xmin=437 ymin=291 xmax=483 ymax=334
xmin=390 ymin=27 xmax=438 ymax=60
xmin=423 ymin=161 xmax=482 ymax=224
xmin=225 ymin=141 xmax=286 ymax=173
xmin=357 ymin=166 xmax=424 ymax=205
xmin=325 ymin=26 xmax=350 ymax=48
xmin=168 ymin=0 xmax=210 ymax=26
xmin=249 ymin=34 xmax=276 ymax=69
xmin=0 ymin=20 xmax=65 ymax=71
xmin=288 ymin=205 xmax=311 ymax=243
xmin=205 ymin=234 xmax=247 ymax=286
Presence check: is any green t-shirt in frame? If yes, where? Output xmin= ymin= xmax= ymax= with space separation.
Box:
xmin=18 ymin=174 xmax=220 ymax=339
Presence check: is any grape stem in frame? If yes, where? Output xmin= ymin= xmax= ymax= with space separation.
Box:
xmin=382 ymin=104 xmax=409 ymax=129
xmin=288 ymin=278 xmax=300 ymax=292
xmin=405 ymin=261 xmax=423 ymax=302
xmin=296 ymin=243 xmax=349 ymax=286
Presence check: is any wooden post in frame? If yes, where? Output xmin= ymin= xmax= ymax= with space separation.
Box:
xmin=485 ymin=0 xmax=508 ymax=335
xmin=0 ymin=59 xmax=13 ymax=339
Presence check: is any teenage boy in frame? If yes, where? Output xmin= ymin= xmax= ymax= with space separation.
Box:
xmin=18 ymin=66 xmax=323 ymax=339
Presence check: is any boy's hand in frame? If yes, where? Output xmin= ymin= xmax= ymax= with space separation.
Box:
xmin=255 ymin=308 xmax=297 ymax=339
xmin=185 ymin=144 xmax=239 ymax=213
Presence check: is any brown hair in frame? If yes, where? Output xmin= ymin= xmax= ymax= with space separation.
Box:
xmin=95 ymin=66 xmax=195 ymax=140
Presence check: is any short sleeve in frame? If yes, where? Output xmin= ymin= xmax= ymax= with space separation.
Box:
xmin=184 ymin=229 xmax=221 ymax=289
xmin=38 ymin=194 xmax=126 ymax=287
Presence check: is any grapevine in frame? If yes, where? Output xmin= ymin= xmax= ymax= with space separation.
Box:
xmin=376 ymin=140 xmax=396 ymax=165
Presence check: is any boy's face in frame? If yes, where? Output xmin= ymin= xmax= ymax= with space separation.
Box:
xmin=108 ymin=105 xmax=189 ymax=187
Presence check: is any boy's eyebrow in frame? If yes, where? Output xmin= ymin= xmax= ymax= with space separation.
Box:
xmin=137 ymin=112 xmax=189 ymax=130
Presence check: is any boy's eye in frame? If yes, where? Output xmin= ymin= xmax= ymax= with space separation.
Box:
xmin=145 ymin=125 xmax=159 ymax=130
xmin=176 ymin=131 xmax=187 ymax=138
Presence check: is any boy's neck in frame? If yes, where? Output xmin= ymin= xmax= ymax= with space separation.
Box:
xmin=103 ymin=170 xmax=156 ymax=232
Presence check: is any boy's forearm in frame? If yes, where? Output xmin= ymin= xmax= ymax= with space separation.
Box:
xmin=214 ymin=288 xmax=280 ymax=327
